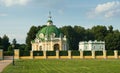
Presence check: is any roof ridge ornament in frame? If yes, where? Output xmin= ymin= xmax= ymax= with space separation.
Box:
xmin=48 ymin=11 xmax=52 ymax=20
xmin=47 ymin=11 xmax=53 ymax=26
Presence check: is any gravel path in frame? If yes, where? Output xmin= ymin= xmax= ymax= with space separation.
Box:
xmin=0 ymin=56 xmax=13 ymax=73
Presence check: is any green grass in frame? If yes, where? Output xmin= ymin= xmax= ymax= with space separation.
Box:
xmin=2 ymin=59 xmax=120 ymax=73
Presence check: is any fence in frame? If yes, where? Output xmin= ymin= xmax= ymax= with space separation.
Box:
xmin=13 ymin=50 xmax=120 ymax=59
xmin=1 ymin=49 xmax=120 ymax=60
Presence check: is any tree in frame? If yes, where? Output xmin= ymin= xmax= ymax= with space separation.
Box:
xmin=60 ymin=26 xmax=77 ymax=50
xmin=84 ymin=29 xmax=95 ymax=41
xmin=2 ymin=35 xmax=10 ymax=51
xmin=105 ymin=32 xmax=120 ymax=50
xmin=73 ymin=26 xmax=86 ymax=50
xmin=8 ymin=45 xmax=13 ymax=51
xmin=91 ymin=25 xmax=107 ymax=41
xmin=0 ymin=37 xmax=2 ymax=45
xmin=108 ymin=25 xmax=113 ymax=33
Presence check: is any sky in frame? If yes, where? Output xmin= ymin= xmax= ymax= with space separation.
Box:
xmin=0 ymin=0 xmax=120 ymax=44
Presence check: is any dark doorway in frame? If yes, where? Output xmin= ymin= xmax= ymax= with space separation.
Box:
xmin=54 ymin=44 xmax=59 ymax=51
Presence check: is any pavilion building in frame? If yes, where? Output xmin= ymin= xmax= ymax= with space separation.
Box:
xmin=31 ymin=13 xmax=68 ymax=51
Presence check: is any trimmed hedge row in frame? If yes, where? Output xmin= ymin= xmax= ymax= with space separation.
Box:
xmin=59 ymin=51 xmax=68 ymax=56
xmin=46 ymin=51 xmax=56 ymax=56
xmin=19 ymin=50 xmax=119 ymax=56
xmin=20 ymin=50 xmax=30 ymax=56
xmin=71 ymin=51 xmax=80 ymax=56
xmin=83 ymin=51 xmax=92 ymax=56
xmin=33 ymin=51 xmax=43 ymax=56
xmin=3 ymin=51 xmax=13 ymax=56
xmin=95 ymin=51 xmax=103 ymax=56
xmin=118 ymin=50 xmax=120 ymax=55
xmin=107 ymin=50 xmax=114 ymax=56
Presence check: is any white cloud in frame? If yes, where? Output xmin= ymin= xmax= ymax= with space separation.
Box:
xmin=87 ymin=1 xmax=120 ymax=18
xmin=0 ymin=13 xmax=8 ymax=16
xmin=0 ymin=0 xmax=30 ymax=7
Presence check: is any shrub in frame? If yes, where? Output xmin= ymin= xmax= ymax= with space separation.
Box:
xmin=95 ymin=51 xmax=103 ymax=56
xmin=20 ymin=50 xmax=30 ymax=56
xmin=59 ymin=51 xmax=68 ymax=56
xmin=83 ymin=51 xmax=91 ymax=56
xmin=3 ymin=51 xmax=13 ymax=56
xmin=46 ymin=51 xmax=56 ymax=56
xmin=107 ymin=50 xmax=114 ymax=56
xmin=118 ymin=50 xmax=120 ymax=55
xmin=33 ymin=51 xmax=43 ymax=56
xmin=71 ymin=50 xmax=80 ymax=56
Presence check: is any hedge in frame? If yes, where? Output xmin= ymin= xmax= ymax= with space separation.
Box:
xmin=71 ymin=50 xmax=80 ymax=56
xmin=95 ymin=51 xmax=103 ymax=56
xmin=107 ymin=50 xmax=114 ymax=56
xmin=46 ymin=51 xmax=56 ymax=56
xmin=59 ymin=51 xmax=68 ymax=56
xmin=33 ymin=51 xmax=43 ymax=56
xmin=3 ymin=51 xmax=13 ymax=56
xmin=83 ymin=51 xmax=92 ymax=56
xmin=118 ymin=50 xmax=120 ymax=55
xmin=20 ymin=50 xmax=30 ymax=56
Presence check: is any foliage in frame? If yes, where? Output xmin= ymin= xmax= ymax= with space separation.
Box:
xmin=95 ymin=51 xmax=103 ymax=56
xmin=83 ymin=51 xmax=92 ymax=56
xmin=46 ymin=51 xmax=56 ymax=56
xmin=20 ymin=50 xmax=30 ymax=56
xmin=118 ymin=50 xmax=120 ymax=55
xmin=107 ymin=50 xmax=114 ymax=56
xmin=3 ymin=51 xmax=13 ymax=56
xmin=1 ymin=25 xmax=120 ymax=51
xmin=2 ymin=59 xmax=120 ymax=73
xmin=71 ymin=50 xmax=80 ymax=56
xmin=1 ymin=35 xmax=10 ymax=51
xmin=59 ymin=51 xmax=68 ymax=56
xmin=8 ymin=45 xmax=13 ymax=51
xmin=105 ymin=32 xmax=120 ymax=50
xmin=33 ymin=51 xmax=43 ymax=56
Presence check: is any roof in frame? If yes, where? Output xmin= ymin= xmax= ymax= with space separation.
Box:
xmin=36 ymin=25 xmax=62 ymax=40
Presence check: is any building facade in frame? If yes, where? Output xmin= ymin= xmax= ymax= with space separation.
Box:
xmin=31 ymin=15 xmax=68 ymax=51
xmin=79 ymin=40 xmax=105 ymax=51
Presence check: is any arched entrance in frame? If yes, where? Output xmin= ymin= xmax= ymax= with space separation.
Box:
xmin=54 ymin=44 xmax=59 ymax=51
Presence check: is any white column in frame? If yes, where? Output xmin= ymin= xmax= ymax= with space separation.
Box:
xmin=114 ymin=50 xmax=118 ymax=59
xmin=51 ymin=41 xmax=53 ymax=50
xmin=103 ymin=50 xmax=107 ymax=59
xmin=68 ymin=50 xmax=72 ymax=59
xmin=92 ymin=50 xmax=95 ymax=59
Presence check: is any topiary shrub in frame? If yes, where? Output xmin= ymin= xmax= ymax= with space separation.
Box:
xmin=59 ymin=51 xmax=68 ymax=56
xmin=3 ymin=51 xmax=13 ymax=56
xmin=71 ymin=50 xmax=80 ymax=56
xmin=107 ymin=50 xmax=114 ymax=56
xmin=95 ymin=51 xmax=103 ymax=56
xmin=33 ymin=51 xmax=43 ymax=56
xmin=20 ymin=50 xmax=30 ymax=56
xmin=83 ymin=51 xmax=92 ymax=56
xmin=46 ymin=51 xmax=56 ymax=56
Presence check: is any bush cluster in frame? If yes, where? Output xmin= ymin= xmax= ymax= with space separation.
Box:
xmin=33 ymin=51 xmax=43 ymax=56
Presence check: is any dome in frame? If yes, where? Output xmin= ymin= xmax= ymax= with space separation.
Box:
xmin=36 ymin=24 xmax=61 ymax=40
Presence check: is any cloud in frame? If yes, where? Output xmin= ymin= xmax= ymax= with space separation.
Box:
xmin=0 ymin=13 xmax=8 ymax=16
xmin=87 ymin=1 xmax=120 ymax=18
xmin=0 ymin=0 xmax=30 ymax=7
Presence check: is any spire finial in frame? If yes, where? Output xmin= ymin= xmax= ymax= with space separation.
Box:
xmin=48 ymin=11 xmax=52 ymax=20
xmin=47 ymin=11 xmax=53 ymax=26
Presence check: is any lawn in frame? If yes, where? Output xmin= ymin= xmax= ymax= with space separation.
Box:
xmin=2 ymin=59 xmax=120 ymax=73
